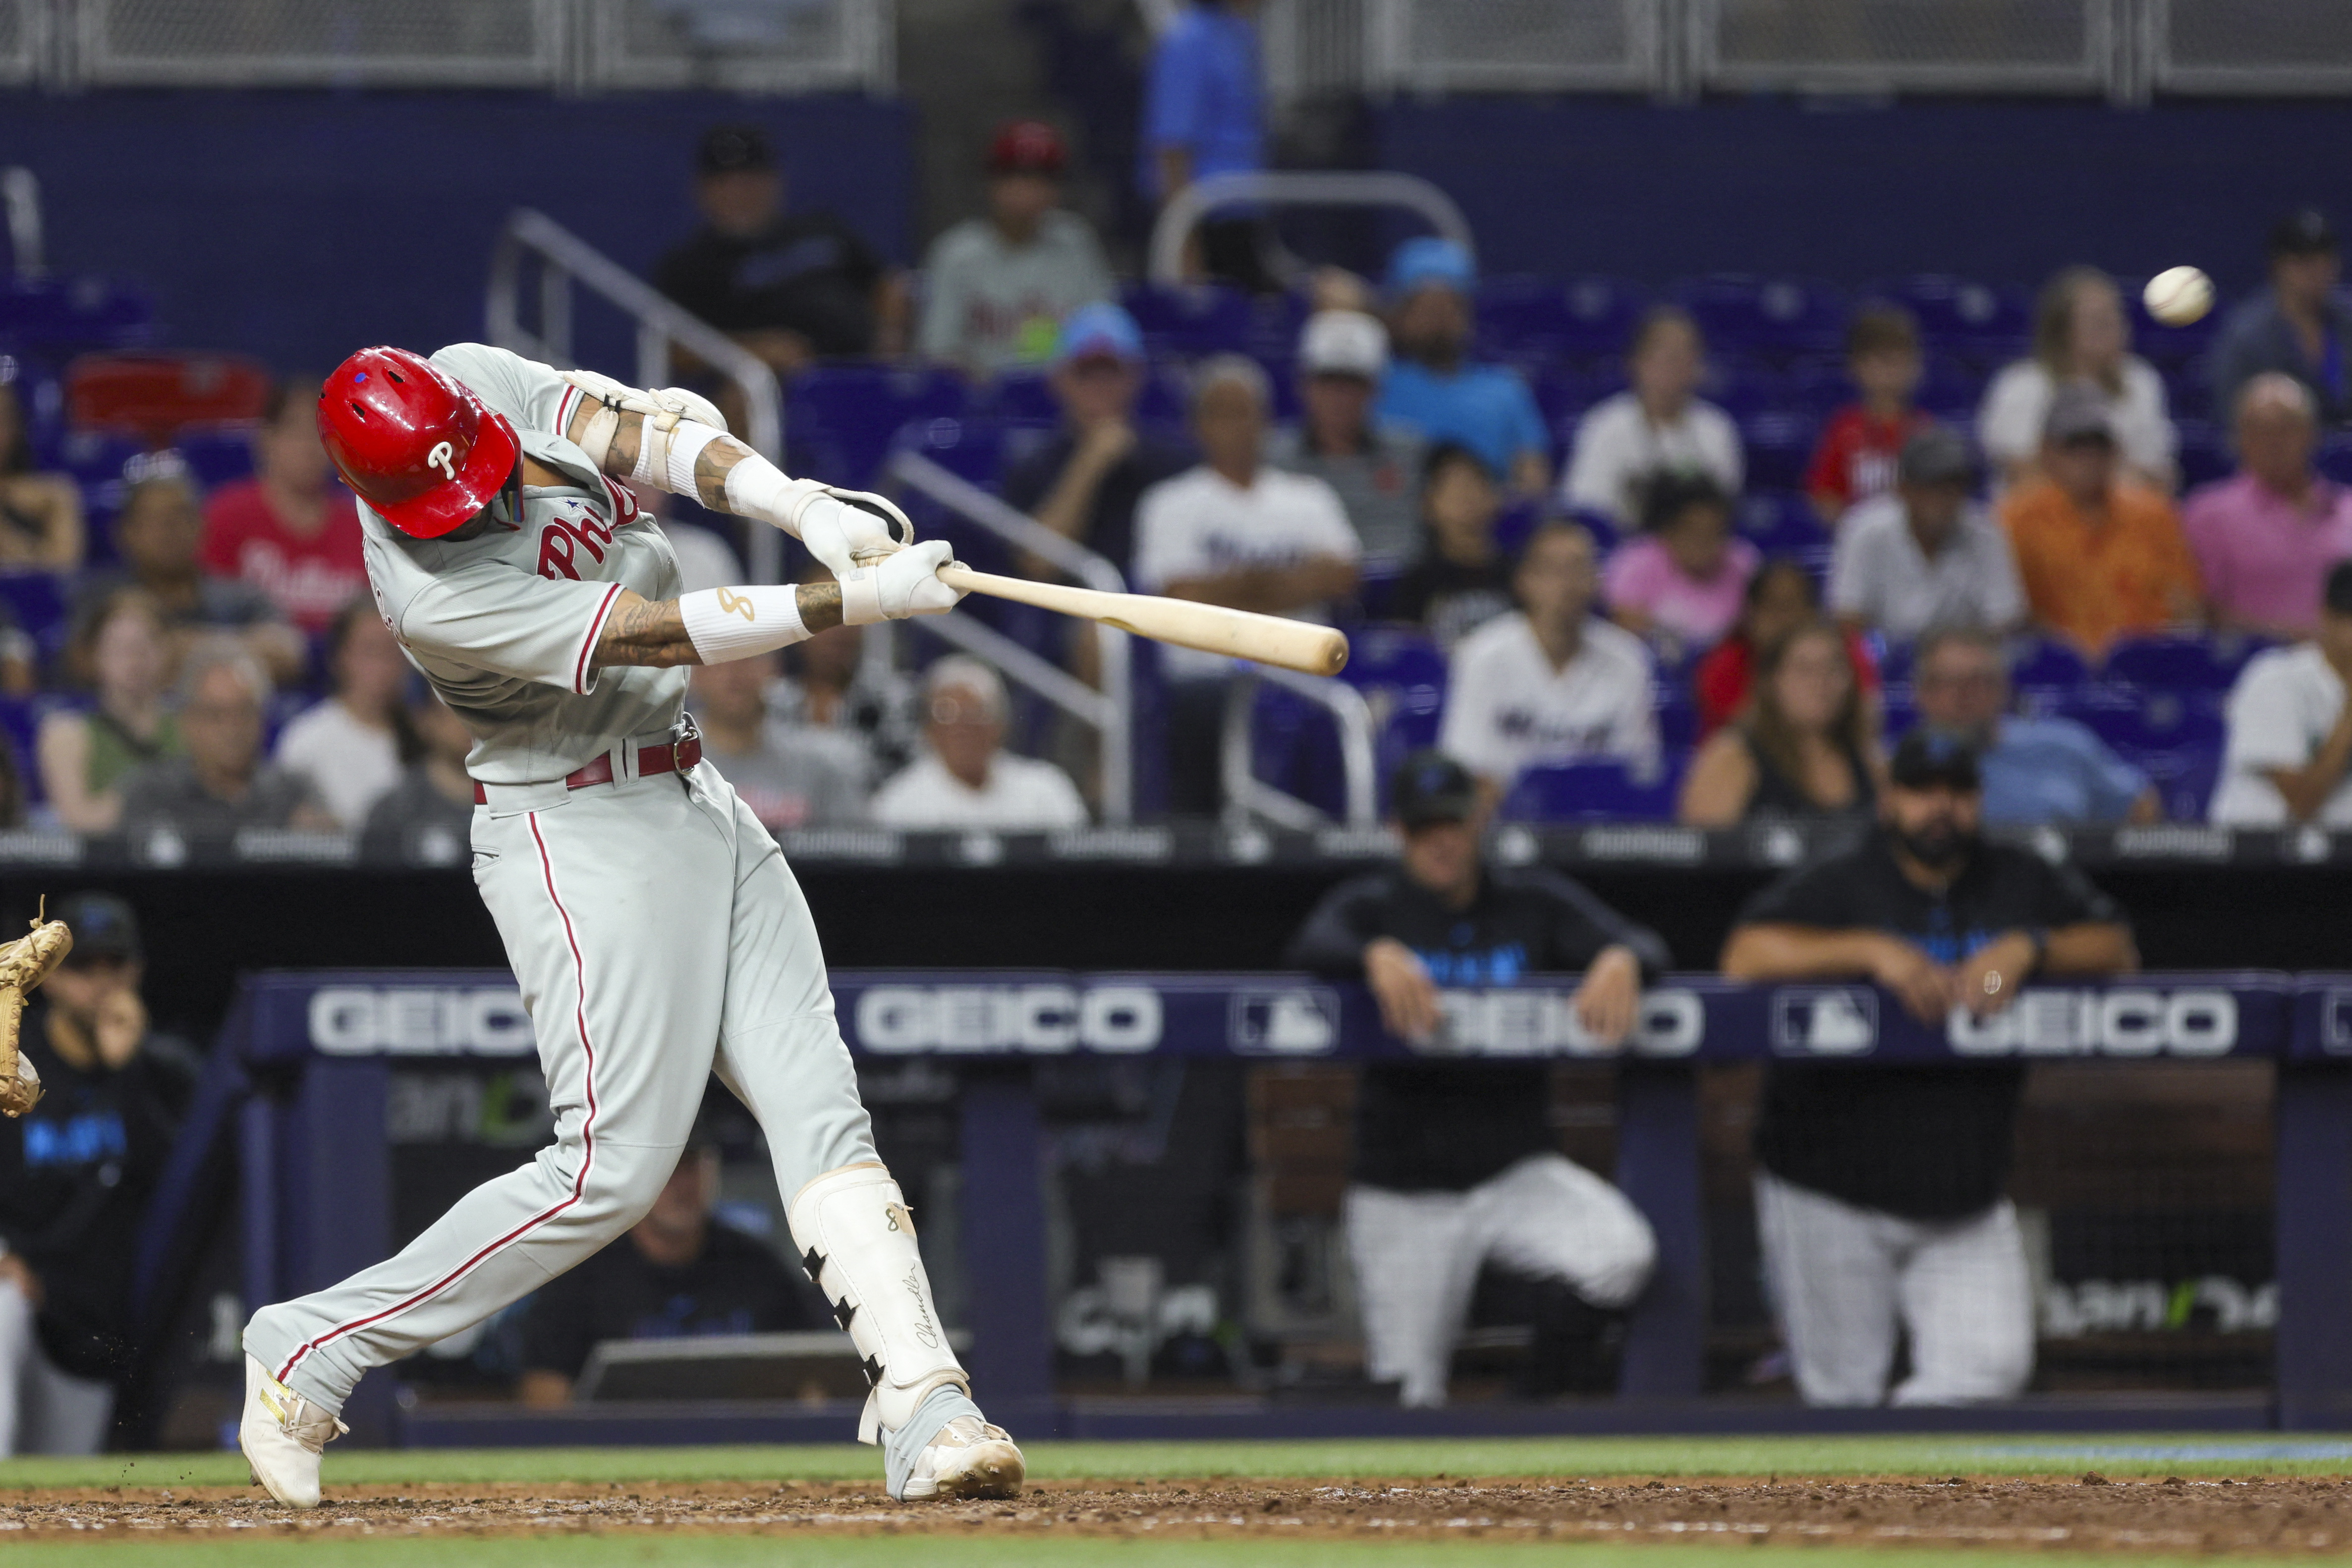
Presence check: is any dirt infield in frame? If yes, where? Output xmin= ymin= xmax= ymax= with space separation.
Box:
xmin=2 ymin=1473 xmax=2349 ymax=1553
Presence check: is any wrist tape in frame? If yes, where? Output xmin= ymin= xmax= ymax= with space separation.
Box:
xmin=722 ymin=456 xmax=823 ymax=536
xmin=678 ymin=584 xmax=810 ymax=664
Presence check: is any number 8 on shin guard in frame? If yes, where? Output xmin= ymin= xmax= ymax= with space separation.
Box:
xmin=789 ymin=1163 xmax=968 ymax=1445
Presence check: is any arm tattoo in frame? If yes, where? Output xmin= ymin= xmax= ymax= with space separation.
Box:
xmin=565 ymin=395 xmax=644 ymax=480
xmin=589 ymin=582 xmax=846 ymax=670
xmin=693 ymin=434 xmax=752 ymax=510
xmin=593 ymin=592 xmax=699 ymax=669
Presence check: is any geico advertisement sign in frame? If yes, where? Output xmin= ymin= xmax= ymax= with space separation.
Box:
xmin=1426 ymin=988 xmax=1705 ymax=1057
xmin=853 ymin=985 xmax=1163 ymax=1054
xmin=308 ymin=987 xmax=536 ymax=1057
xmin=1947 ymin=988 xmax=2238 ymax=1057
xmin=1772 ymin=985 xmax=2240 ymax=1057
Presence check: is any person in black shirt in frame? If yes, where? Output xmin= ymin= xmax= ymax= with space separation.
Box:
xmin=1722 ymin=728 xmax=2137 ymax=1407
xmin=1285 ymin=750 xmax=1665 ymax=1406
xmin=651 ymin=124 xmax=908 ymax=377
xmin=517 ymin=1131 xmax=814 ymax=1405
xmin=1389 ymin=444 xmax=1515 ymax=651
xmin=999 ymin=303 xmax=1192 ymax=576
xmin=0 ymin=894 xmax=195 ymax=1455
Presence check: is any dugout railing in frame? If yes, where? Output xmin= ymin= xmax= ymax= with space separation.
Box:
xmin=181 ymin=966 xmax=2352 ymax=1446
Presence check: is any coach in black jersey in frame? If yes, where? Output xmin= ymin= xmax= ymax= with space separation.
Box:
xmin=1285 ymin=750 xmax=1666 ymax=1407
xmin=1722 ymin=728 xmax=2137 ymax=1407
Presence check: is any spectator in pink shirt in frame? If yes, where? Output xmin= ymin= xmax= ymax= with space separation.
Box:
xmin=2184 ymin=373 xmax=2352 ymax=639
xmin=1603 ymin=471 xmax=1758 ymax=651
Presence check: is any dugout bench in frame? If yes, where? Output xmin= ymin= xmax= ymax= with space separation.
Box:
xmin=190 ymin=968 xmax=2352 ymax=1444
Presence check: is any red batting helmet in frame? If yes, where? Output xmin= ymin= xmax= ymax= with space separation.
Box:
xmin=317 ymin=346 xmax=520 ymax=540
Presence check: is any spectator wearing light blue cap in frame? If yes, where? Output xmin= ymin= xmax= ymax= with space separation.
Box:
xmin=1375 ymin=237 xmax=1551 ymax=498
xmin=1001 ymin=303 xmax=1193 ymax=573
xmin=1142 ymin=0 xmax=1275 ymax=292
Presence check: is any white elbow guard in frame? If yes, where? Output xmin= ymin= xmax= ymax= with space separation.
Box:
xmin=560 ymin=368 xmax=728 ymax=475
xmin=678 ymin=584 xmax=809 ymax=664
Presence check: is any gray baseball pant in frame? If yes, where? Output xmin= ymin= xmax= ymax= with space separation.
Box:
xmin=244 ymin=761 xmax=880 ymax=1413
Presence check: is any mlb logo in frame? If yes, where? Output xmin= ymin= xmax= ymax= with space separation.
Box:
xmin=2323 ymin=989 xmax=2352 ymax=1056
xmin=1231 ymin=989 xmax=1341 ymax=1055
xmin=1771 ymin=988 xmax=1879 ymax=1056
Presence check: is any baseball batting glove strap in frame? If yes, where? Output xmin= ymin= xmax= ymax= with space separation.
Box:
xmin=787 ymin=1163 xmax=970 ymax=1446
xmin=0 ymin=913 xmax=70 ymax=1118
xmin=839 ymin=541 xmax=963 ymax=626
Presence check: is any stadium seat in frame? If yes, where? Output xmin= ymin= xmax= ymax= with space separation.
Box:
xmin=2132 ymin=744 xmax=2225 ymax=822
xmin=1859 ymin=276 xmax=2031 ymax=363
xmin=0 ymin=572 xmax=69 ymax=665
xmin=786 ymin=364 xmax=972 ymax=492
xmin=1120 ymin=283 xmax=1253 ymax=357
xmin=883 ymin=414 xmax=1054 ymax=492
xmin=1738 ymin=409 xmax=1821 ymax=491
xmin=1339 ymin=624 xmax=1448 ymax=794
xmin=2130 ymin=289 xmax=2221 ymax=374
xmin=0 ymin=276 xmax=156 ymax=354
xmin=2010 ymin=638 xmax=2090 ymax=694
xmin=1737 ymin=491 xmax=1827 ymax=556
xmin=66 ymin=352 xmax=271 ymax=443
xmin=1705 ymin=357 xmax=1791 ymax=419
xmin=2174 ymin=418 xmax=2232 ymax=490
xmin=1498 ymin=758 xmax=1678 ymax=823
xmin=2102 ymin=635 xmax=2245 ymax=696
xmin=1671 ymin=275 xmax=1846 ymax=358
xmin=1477 ymin=275 xmax=1648 ymax=361
xmin=2063 ymin=688 xmax=2224 ymax=755
xmin=177 ymin=423 xmax=259 ymax=491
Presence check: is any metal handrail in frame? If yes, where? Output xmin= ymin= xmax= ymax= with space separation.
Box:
xmin=1147 ymin=170 xmax=1475 ymax=287
xmin=887 ymin=449 xmax=1133 ymax=823
xmin=1 ymin=168 xmax=43 ymax=277
xmin=486 ymin=207 xmax=786 ymax=582
xmin=1221 ymin=665 xmax=1378 ymax=830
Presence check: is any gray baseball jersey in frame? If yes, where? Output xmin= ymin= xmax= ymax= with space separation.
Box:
xmin=358 ymin=342 xmax=687 ymax=785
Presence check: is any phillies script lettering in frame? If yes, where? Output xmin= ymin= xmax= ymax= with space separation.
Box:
xmin=537 ymin=511 xmax=617 ymax=581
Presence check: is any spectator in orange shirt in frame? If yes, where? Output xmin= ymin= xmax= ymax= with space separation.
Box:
xmin=1999 ymin=384 xmax=2202 ymax=657
xmin=1806 ymin=305 xmax=1929 ymax=527
xmin=201 ymin=377 xmax=367 ymax=637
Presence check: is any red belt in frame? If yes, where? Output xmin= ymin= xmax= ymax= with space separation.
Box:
xmin=472 ymin=733 xmax=703 ymax=805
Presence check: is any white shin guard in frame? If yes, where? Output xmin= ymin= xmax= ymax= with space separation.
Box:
xmin=788 ymin=1163 xmax=968 ymax=1445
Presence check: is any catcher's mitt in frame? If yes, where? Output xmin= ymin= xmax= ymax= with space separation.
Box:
xmin=0 ymin=912 xmax=71 ymax=1117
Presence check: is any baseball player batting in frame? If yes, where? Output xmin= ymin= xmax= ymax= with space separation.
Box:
xmin=235 ymin=342 xmax=1020 ymax=1508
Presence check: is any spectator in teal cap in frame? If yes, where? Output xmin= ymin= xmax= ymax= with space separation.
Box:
xmin=1376 ymin=237 xmax=1551 ymax=498
xmin=1001 ymin=302 xmax=1194 ymax=575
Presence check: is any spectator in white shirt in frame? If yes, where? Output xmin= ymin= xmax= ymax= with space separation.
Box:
xmin=1439 ymin=521 xmax=1659 ymax=801
xmin=1978 ymin=266 xmax=2177 ymax=495
xmin=871 ymin=657 xmax=1090 ymax=830
xmin=273 ymin=599 xmax=411 ymax=830
xmin=2210 ymin=559 xmax=2352 ymax=827
xmin=1135 ymin=354 xmax=1362 ymax=813
xmin=1562 ymin=307 xmax=1743 ymax=527
xmin=1829 ymin=425 xmax=2025 ymax=644
xmin=917 ymin=120 xmax=1113 ymax=378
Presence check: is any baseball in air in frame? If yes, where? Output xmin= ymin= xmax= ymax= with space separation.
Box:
xmin=2144 ymin=266 xmax=2214 ymax=327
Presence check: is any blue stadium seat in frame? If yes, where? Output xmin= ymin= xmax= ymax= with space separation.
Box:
xmin=884 ymin=414 xmax=1054 ymax=492
xmin=1338 ymin=624 xmax=1448 ymax=795
xmin=1859 ymin=276 xmax=2030 ymax=363
xmin=178 ymin=423 xmax=258 ymax=491
xmin=1738 ymin=491 xmax=1827 ymax=556
xmin=2130 ymin=289 xmax=2221 ymax=374
xmin=2010 ymin=637 xmax=2090 ymax=694
xmin=786 ymin=364 xmax=972 ymax=492
xmin=1914 ymin=357 xmax=1988 ymax=423
xmin=1705 ymin=357 xmax=1791 ymax=419
xmin=1738 ymin=409 xmax=1821 ymax=491
xmin=2062 ymin=688 xmax=2224 ymax=754
xmin=2320 ymin=434 xmax=2352 ymax=488
xmin=0 ymin=572 xmax=69 ymax=664
xmin=2132 ymin=744 xmax=2224 ymax=822
xmin=1477 ymin=276 xmax=1649 ymax=361
xmin=1120 ymin=283 xmax=1253 ymax=357
xmin=2102 ymin=634 xmax=2245 ymax=696
xmin=983 ymin=370 xmax=1060 ymax=423
xmin=1498 ymin=758 xmax=1678 ymax=823
xmin=1671 ymin=275 xmax=1846 ymax=358
xmin=0 ymin=276 xmax=156 ymax=352
xmin=1527 ymin=360 xmax=1619 ymax=432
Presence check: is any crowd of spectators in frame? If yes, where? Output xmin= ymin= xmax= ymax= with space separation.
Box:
xmin=0 ymin=95 xmax=2343 ymax=845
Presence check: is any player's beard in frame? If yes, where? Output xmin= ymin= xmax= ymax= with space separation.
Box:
xmin=1893 ymin=815 xmax=1979 ymax=873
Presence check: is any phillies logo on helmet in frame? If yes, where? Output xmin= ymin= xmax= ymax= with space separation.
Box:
xmin=318 ymin=347 xmax=521 ymax=541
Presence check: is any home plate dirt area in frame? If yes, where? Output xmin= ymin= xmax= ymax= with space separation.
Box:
xmin=4 ymin=1474 xmax=2351 ymax=1552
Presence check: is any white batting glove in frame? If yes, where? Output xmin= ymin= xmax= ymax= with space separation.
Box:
xmin=840 ymin=540 xmax=963 ymax=625
xmin=795 ymin=487 xmax=917 ymax=578
xmin=559 ymin=369 xmax=728 ymax=435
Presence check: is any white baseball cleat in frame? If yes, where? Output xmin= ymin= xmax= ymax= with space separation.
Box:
xmin=238 ymin=1354 xmax=347 ymax=1510
xmin=899 ymin=1415 xmax=1024 ymax=1502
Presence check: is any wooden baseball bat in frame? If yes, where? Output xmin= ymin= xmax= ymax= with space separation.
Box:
xmin=936 ymin=562 xmax=1349 ymax=677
